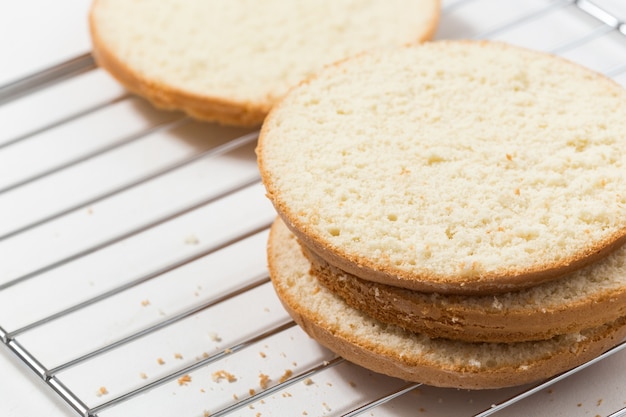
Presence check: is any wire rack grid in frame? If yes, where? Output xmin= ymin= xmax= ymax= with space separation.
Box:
xmin=1 ymin=0 xmax=626 ymax=416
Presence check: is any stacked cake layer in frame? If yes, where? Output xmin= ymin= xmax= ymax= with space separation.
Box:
xmin=258 ymin=40 xmax=626 ymax=389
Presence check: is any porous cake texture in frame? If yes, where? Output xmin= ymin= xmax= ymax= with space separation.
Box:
xmin=304 ymin=240 xmax=626 ymax=343
xmin=268 ymin=218 xmax=626 ymax=389
xmin=89 ymin=0 xmax=440 ymax=126
xmin=258 ymin=40 xmax=626 ymax=294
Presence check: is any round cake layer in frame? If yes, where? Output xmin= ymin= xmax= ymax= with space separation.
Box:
xmin=268 ymin=218 xmax=626 ymax=389
xmin=258 ymin=40 xmax=626 ymax=293
xmin=89 ymin=0 xmax=440 ymax=126
xmin=303 ymin=239 xmax=626 ymax=343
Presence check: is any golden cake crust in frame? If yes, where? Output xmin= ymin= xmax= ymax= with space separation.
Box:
xmin=267 ymin=218 xmax=626 ymax=389
xmin=258 ymin=40 xmax=626 ymax=294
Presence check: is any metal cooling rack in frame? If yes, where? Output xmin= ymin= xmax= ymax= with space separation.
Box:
xmin=1 ymin=1 xmax=626 ymax=416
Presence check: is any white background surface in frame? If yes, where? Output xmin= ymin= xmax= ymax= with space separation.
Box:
xmin=1 ymin=1 xmax=626 ymax=416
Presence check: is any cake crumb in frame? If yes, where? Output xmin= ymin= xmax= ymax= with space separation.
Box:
xmin=233 ymin=393 xmax=239 ymax=400
xmin=577 ymin=403 xmax=583 ymax=407
xmin=282 ymin=391 xmax=292 ymax=398
xmin=419 ymin=408 xmax=426 ymax=413
xmin=96 ymin=386 xmax=108 ymax=397
xmin=322 ymin=402 xmax=331 ymax=412
xmin=468 ymin=359 xmax=482 ymax=368
xmin=157 ymin=357 xmax=165 ymax=365
xmin=259 ymin=373 xmax=271 ymax=389
xmin=141 ymin=299 xmax=150 ymax=307
xmin=203 ymin=411 xmax=210 ymax=417
xmin=349 ymin=380 xmax=356 ymax=387
xmin=212 ymin=370 xmax=237 ymax=383
xmin=224 ymin=348 xmax=232 ymax=354
xmin=208 ymin=332 xmax=222 ymax=342
xmin=279 ymin=369 xmax=293 ymax=383
xmin=597 ymin=399 xmax=603 ymax=406
xmin=249 ymin=388 xmax=256 ymax=396
xmin=174 ymin=353 xmax=183 ymax=360
xmin=259 ymin=351 xmax=267 ymax=358
xmin=303 ymin=378 xmax=314 ymax=386
xmin=184 ymin=235 xmax=199 ymax=245
xmin=139 ymin=372 xmax=148 ymax=379
xmin=178 ymin=374 xmax=192 ymax=386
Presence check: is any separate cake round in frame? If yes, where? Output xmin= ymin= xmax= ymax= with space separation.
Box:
xmin=89 ymin=0 xmax=440 ymax=126
xmin=258 ymin=40 xmax=626 ymax=294
xmin=303 ymin=240 xmax=626 ymax=343
xmin=268 ymin=218 xmax=626 ymax=389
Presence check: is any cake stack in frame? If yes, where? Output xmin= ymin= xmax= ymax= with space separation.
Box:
xmin=257 ymin=40 xmax=626 ymax=389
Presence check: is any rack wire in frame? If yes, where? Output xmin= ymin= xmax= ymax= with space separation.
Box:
xmin=1 ymin=0 xmax=626 ymax=416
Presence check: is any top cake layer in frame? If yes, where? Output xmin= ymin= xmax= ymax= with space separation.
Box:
xmin=257 ymin=40 xmax=626 ymax=294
